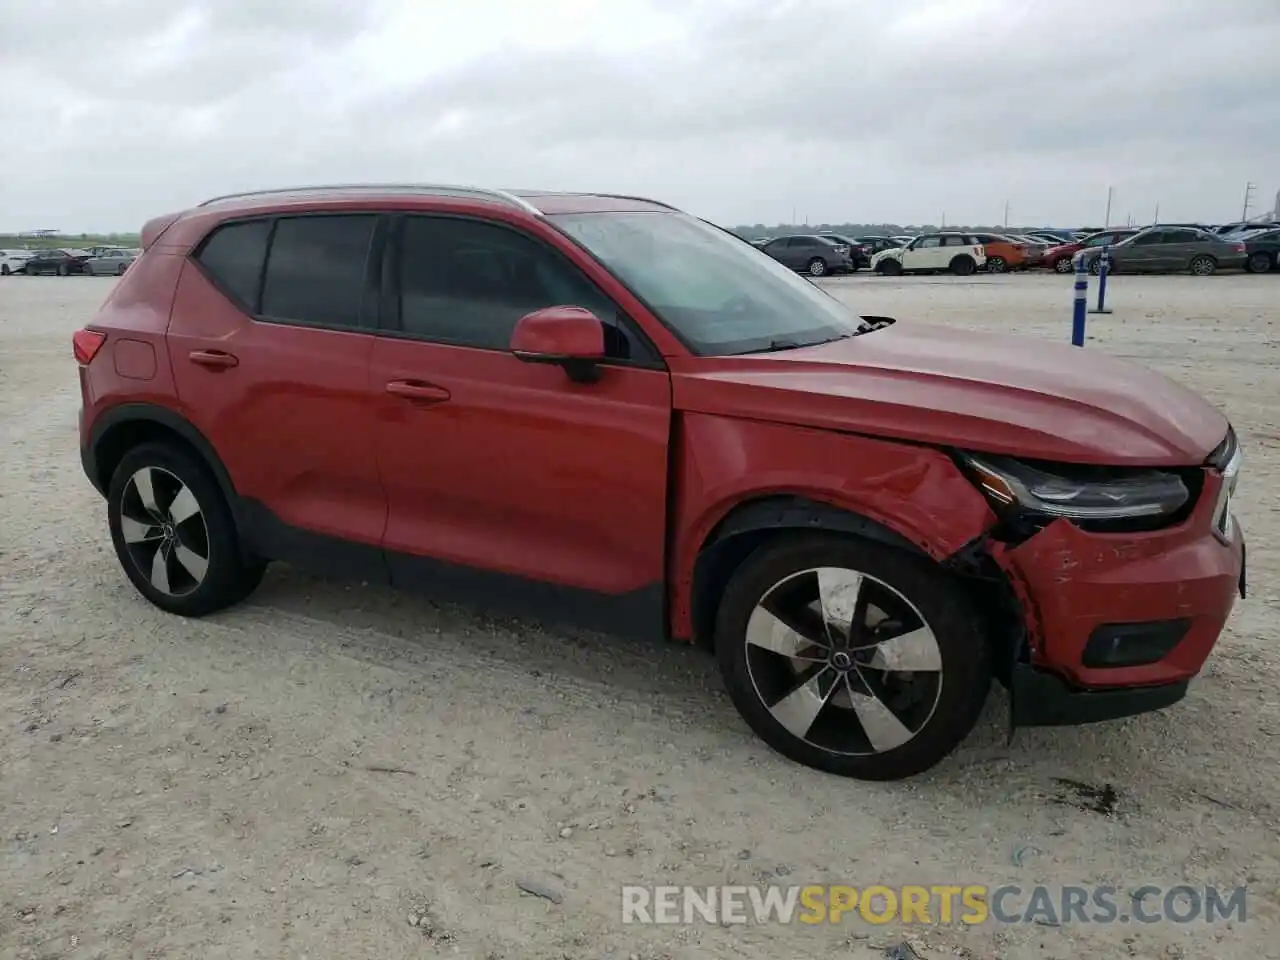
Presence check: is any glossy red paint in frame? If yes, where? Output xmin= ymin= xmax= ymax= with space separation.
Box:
xmin=666 ymin=411 xmax=997 ymax=640
xmin=998 ymin=472 xmax=1241 ymax=688
xmin=670 ymin=322 xmax=1226 ymax=465
xmin=510 ymin=306 xmax=606 ymax=359
xmin=76 ymin=185 xmax=1245 ymax=727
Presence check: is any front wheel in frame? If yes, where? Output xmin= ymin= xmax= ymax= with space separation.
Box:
xmin=878 ymin=259 xmax=903 ymax=276
xmin=117 ymin=263 xmax=129 ymax=276
xmin=1189 ymin=255 xmax=1216 ymax=277
xmin=107 ymin=442 xmax=266 ymax=617
xmin=715 ymin=535 xmax=991 ymax=780
xmin=1 ymin=265 xmax=8 ymax=276
xmin=1052 ymin=258 xmax=1073 ymax=274
xmin=950 ymin=255 xmax=976 ymax=276
xmin=57 ymin=263 xmax=69 ymax=276
xmin=1247 ymin=252 xmax=1273 ymax=273
xmin=807 ymin=257 xmax=827 ymax=277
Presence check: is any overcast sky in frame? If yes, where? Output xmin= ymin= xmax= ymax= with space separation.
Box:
xmin=2 ymin=0 xmax=1278 ymax=232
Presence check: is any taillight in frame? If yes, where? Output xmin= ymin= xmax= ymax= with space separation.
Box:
xmin=73 ymin=329 xmax=107 ymax=365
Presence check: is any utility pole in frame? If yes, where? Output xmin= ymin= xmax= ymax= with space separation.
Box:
xmin=791 ymin=205 xmax=796 ymax=226
xmin=1153 ymin=201 xmax=1159 ymax=225
xmin=1003 ymin=200 xmax=1010 ymax=228
xmin=1103 ymin=185 xmax=1113 ymax=227
xmin=1241 ymin=182 xmax=1256 ymax=222
xmin=941 ymin=211 xmax=946 ymax=228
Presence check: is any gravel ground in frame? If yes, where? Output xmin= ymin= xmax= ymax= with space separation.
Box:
xmin=1 ymin=271 xmax=1277 ymax=959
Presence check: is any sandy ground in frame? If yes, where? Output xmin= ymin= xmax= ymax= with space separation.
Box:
xmin=1 ymin=271 xmax=1277 ymax=960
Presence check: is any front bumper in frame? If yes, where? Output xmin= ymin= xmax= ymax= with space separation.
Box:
xmin=997 ymin=468 xmax=1244 ymax=724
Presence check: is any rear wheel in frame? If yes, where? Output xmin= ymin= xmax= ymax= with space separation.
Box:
xmin=1246 ymin=252 xmax=1271 ymax=273
xmin=1189 ymin=255 xmax=1216 ymax=277
xmin=986 ymin=256 xmax=1007 ymax=273
xmin=949 ymin=255 xmax=976 ymax=276
xmin=117 ymin=263 xmax=128 ymax=276
xmin=1 ymin=265 xmax=8 ymax=276
xmin=807 ymin=257 xmax=827 ymax=277
xmin=878 ymin=259 xmax=903 ymax=276
xmin=57 ymin=263 xmax=69 ymax=276
xmin=714 ymin=535 xmax=991 ymax=780
xmin=107 ymin=442 xmax=265 ymax=617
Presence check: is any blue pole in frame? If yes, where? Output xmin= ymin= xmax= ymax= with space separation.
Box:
xmin=1089 ymin=244 xmax=1113 ymax=315
xmin=1071 ymin=253 xmax=1088 ymax=346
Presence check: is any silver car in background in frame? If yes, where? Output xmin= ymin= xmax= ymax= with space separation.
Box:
xmin=81 ymin=248 xmax=138 ymax=276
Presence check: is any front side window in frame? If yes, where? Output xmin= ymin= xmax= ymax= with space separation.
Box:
xmin=551 ymin=211 xmax=865 ymax=356
xmin=259 ymin=215 xmax=376 ymax=328
xmin=397 ymin=215 xmax=649 ymax=360
xmin=915 ymin=236 xmax=942 ymax=249
xmin=1131 ymin=231 xmax=1163 ymax=245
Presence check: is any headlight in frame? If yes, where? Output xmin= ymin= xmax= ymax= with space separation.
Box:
xmin=961 ymin=453 xmax=1190 ymax=526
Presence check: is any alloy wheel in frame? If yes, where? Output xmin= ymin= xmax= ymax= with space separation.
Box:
xmin=743 ymin=567 xmax=943 ymax=756
xmin=119 ymin=466 xmax=211 ymax=597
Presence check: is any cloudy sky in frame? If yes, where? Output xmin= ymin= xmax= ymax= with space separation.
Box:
xmin=2 ymin=0 xmax=1278 ymax=232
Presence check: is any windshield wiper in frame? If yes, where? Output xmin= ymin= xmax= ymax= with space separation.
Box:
xmin=763 ymin=338 xmax=807 ymax=351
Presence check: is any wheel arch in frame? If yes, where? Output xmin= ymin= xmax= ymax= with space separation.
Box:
xmin=88 ymin=403 xmax=238 ymax=509
xmin=688 ymin=495 xmax=928 ymax=650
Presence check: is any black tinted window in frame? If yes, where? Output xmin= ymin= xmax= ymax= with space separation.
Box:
xmin=1164 ymin=230 xmax=1199 ymax=243
xmin=398 ymin=216 xmax=639 ymax=357
xmin=260 ymin=215 xmax=375 ymax=327
xmin=197 ymin=219 xmax=272 ymax=310
xmin=1132 ymin=231 xmax=1162 ymax=245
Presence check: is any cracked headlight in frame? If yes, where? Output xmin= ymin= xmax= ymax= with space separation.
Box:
xmin=961 ymin=453 xmax=1190 ymax=525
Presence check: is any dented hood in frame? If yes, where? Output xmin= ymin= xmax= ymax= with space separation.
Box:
xmin=671 ymin=321 xmax=1228 ymax=465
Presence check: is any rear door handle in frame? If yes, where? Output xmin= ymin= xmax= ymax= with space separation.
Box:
xmin=385 ymin=379 xmax=451 ymax=403
xmin=189 ymin=349 xmax=238 ymax=370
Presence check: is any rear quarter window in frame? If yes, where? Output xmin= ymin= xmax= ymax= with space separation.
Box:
xmin=196 ymin=219 xmax=272 ymax=311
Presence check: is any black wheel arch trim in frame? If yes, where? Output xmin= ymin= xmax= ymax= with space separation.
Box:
xmin=85 ymin=403 xmax=238 ymax=507
xmin=689 ymin=495 xmax=927 ymax=646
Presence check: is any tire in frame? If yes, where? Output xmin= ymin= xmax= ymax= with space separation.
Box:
xmin=1246 ymin=252 xmax=1271 ymax=274
xmin=986 ymin=256 xmax=1007 ymax=273
xmin=117 ymin=263 xmax=128 ymax=276
xmin=1189 ymin=255 xmax=1216 ymax=277
xmin=1087 ymin=257 xmax=1103 ymax=275
xmin=107 ymin=442 xmax=265 ymax=617
xmin=949 ymin=255 xmax=976 ymax=276
xmin=1 ymin=265 xmax=8 ymax=276
xmin=714 ymin=534 xmax=991 ymax=780
xmin=807 ymin=258 xmax=827 ymax=277
xmin=57 ymin=263 xmax=69 ymax=276
xmin=878 ymin=259 xmax=903 ymax=277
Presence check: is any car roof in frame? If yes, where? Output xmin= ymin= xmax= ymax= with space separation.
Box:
xmin=193 ymin=183 xmax=678 ymax=218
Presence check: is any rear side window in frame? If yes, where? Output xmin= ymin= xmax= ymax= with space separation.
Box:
xmin=196 ymin=219 xmax=272 ymax=310
xmin=260 ymin=215 xmax=376 ymax=328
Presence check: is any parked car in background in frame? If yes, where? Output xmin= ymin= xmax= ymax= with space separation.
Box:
xmin=23 ymin=248 xmax=90 ymax=276
xmin=1026 ymin=230 xmax=1075 ymax=245
xmin=758 ymin=234 xmax=855 ymax=276
xmin=817 ymin=233 xmax=867 ymax=269
xmin=1210 ymin=222 xmax=1280 ymax=237
xmin=73 ymin=183 xmax=1245 ymax=781
xmin=1080 ymin=226 xmax=1247 ymax=276
xmin=1 ymin=249 xmax=35 ymax=275
xmin=855 ymin=236 xmax=905 ymax=261
xmin=82 ymin=248 xmax=137 ymax=275
xmin=970 ymin=233 xmax=1031 ymax=273
xmin=890 ymin=235 xmax=916 ymax=245
xmin=871 ymin=233 xmax=986 ymax=276
xmin=1008 ymin=235 xmax=1049 ymax=267
xmin=1242 ymin=228 xmax=1280 ymax=273
xmin=1044 ymin=228 xmax=1141 ymax=274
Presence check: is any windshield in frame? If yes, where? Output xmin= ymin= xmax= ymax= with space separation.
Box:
xmin=551 ymin=211 xmax=865 ymax=356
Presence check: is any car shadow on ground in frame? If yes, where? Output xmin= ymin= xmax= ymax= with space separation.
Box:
xmin=226 ymin=561 xmax=1171 ymax=792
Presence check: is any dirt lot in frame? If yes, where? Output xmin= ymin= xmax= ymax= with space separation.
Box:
xmin=1 ymin=271 xmax=1277 ymax=959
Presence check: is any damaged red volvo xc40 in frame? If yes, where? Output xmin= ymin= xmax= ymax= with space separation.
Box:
xmin=74 ymin=185 xmax=1246 ymax=780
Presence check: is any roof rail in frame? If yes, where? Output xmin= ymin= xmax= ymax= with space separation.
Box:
xmin=585 ymin=192 xmax=680 ymax=211
xmin=196 ymin=183 xmax=543 ymax=215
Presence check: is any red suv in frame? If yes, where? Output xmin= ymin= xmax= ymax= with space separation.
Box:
xmin=75 ymin=184 xmax=1246 ymax=780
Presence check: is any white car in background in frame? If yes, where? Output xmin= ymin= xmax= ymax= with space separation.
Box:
xmin=870 ymin=232 xmax=987 ymax=276
xmin=1 ymin=249 xmax=35 ymax=275
xmin=81 ymin=248 xmax=138 ymax=276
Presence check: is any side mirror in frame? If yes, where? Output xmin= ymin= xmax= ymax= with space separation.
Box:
xmin=510 ymin=306 xmax=606 ymax=383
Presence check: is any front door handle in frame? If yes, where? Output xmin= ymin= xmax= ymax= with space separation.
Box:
xmin=385 ymin=379 xmax=451 ymax=403
xmin=189 ymin=349 xmax=238 ymax=370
